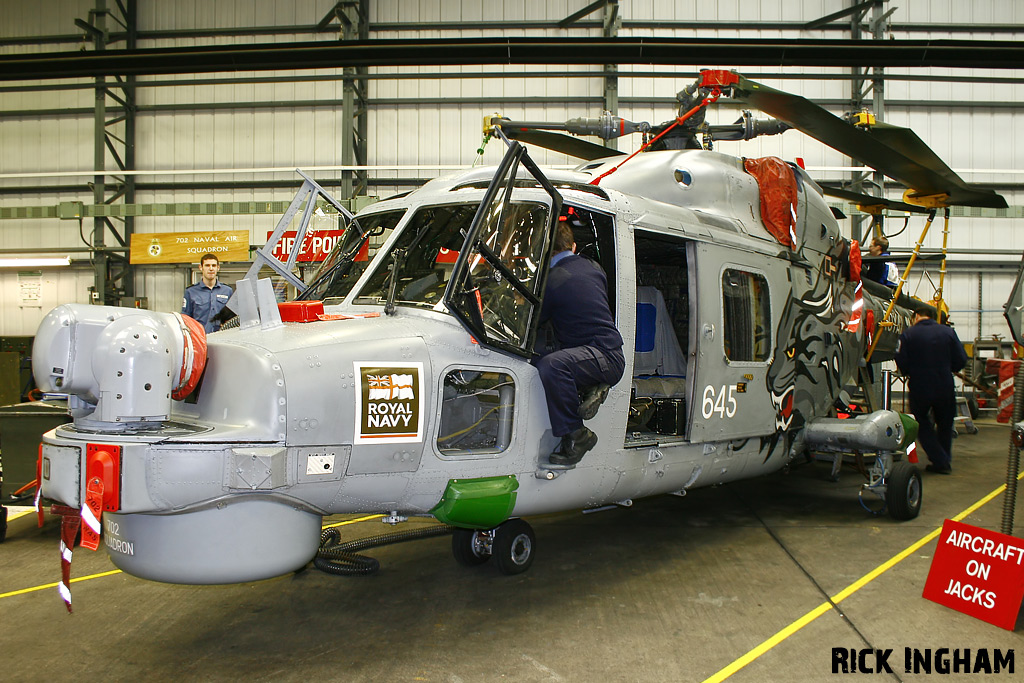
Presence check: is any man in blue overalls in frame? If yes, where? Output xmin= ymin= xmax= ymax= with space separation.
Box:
xmin=182 ymin=252 xmax=233 ymax=333
xmin=894 ymin=306 xmax=968 ymax=474
xmin=535 ymin=223 xmax=625 ymax=466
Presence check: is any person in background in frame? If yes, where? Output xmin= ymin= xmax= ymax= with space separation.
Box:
xmin=893 ymin=306 xmax=968 ymax=474
xmin=863 ymin=235 xmax=899 ymax=287
xmin=535 ymin=223 xmax=625 ymax=466
xmin=182 ymin=252 xmax=233 ymax=333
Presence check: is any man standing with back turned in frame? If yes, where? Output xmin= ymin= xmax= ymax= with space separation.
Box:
xmin=535 ymin=223 xmax=625 ymax=466
xmin=894 ymin=306 xmax=968 ymax=474
xmin=182 ymin=252 xmax=233 ymax=333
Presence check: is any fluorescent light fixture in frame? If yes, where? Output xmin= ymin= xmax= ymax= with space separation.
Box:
xmin=0 ymin=256 xmax=72 ymax=268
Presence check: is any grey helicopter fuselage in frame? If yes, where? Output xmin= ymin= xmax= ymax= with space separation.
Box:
xmin=34 ymin=147 xmax=909 ymax=584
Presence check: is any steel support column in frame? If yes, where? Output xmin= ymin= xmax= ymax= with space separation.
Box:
xmin=850 ymin=1 xmax=889 ymax=244
xmin=602 ymin=1 xmax=620 ymax=151
xmin=83 ymin=0 xmax=137 ymax=304
xmin=331 ymin=0 xmax=369 ymax=199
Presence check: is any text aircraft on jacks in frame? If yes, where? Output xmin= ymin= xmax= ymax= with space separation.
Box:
xmin=31 ymin=71 xmax=1007 ymax=606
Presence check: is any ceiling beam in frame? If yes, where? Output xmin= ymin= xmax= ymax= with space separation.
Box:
xmin=1 ymin=37 xmax=1022 ymax=81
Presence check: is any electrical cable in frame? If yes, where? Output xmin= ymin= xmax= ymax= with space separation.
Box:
xmin=590 ymin=87 xmax=723 ymax=185
xmin=882 ymin=215 xmax=910 ymax=240
xmin=437 ymin=403 xmax=512 ymax=442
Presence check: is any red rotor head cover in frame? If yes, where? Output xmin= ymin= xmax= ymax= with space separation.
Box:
xmin=848 ymin=239 xmax=863 ymax=281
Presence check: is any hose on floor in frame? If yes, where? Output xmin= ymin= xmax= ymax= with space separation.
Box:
xmin=314 ymin=524 xmax=454 ymax=576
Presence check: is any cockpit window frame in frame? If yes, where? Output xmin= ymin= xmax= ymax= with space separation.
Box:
xmin=444 ymin=142 xmax=564 ymax=358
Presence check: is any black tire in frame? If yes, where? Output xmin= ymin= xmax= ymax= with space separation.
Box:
xmin=966 ymin=395 xmax=980 ymax=420
xmin=492 ymin=519 xmax=535 ymax=575
xmin=451 ymin=527 xmax=491 ymax=567
xmin=0 ymin=505 xmax=8 ymax=544
xmin=886 ymin=461 xmax=923 ymax=520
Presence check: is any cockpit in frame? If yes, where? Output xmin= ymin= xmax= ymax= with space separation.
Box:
xmin=299 ymin=140 xmax=618 ymax=363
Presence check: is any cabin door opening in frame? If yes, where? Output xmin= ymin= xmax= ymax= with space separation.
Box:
xmin=626 ymin=231 xmax=692 ymax=447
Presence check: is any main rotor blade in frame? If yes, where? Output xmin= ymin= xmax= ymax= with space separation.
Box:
xmin=729 ymin=75 xmax=1007 ymax=209
xmin=502 ymin=129 xmax=625 ymax=160
xmin=819 ymin=184 xmax=932 ymax=214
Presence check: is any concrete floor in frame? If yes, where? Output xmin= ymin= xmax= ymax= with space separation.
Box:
xmin=2 ymin=418 xmax=1022 ymax=682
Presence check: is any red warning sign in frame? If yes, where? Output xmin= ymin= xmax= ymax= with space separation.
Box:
xmin=268 ymin=230 xmax=349 ymax=262
xmin=922 ymin=519 xmax=1024 ymax=630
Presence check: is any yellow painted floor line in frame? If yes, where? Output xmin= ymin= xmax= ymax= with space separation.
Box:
xmin=0 ymin=569 xmax=123 ymax=600
xmin=701 ymin=472 xmax=1024 ymax=683
xmin=7 ymin=507 xmax=35 ymax=522
xmin=322 ymin=513 xmax=385 ymax=529
xmin=0 ymin=514 xmax=386 ymax=602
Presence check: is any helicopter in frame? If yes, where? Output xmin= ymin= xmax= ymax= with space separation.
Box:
xmin=29 ymin=70 xmax=1009 ymax=604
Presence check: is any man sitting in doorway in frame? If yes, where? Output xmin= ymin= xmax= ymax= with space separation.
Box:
xmin=535 ymin=223 xmax=625 ymax=466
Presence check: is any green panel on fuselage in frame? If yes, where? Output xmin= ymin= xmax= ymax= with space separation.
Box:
xmin=431 ymin=475 xmax=520 ymax=529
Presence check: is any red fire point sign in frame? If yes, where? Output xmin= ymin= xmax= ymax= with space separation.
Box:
xmin=268 ymin=230 xmax=355 ymax=262
xmin=922 ymin=519 xmax=1024 ymax=630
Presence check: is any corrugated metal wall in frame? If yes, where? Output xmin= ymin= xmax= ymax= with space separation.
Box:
xmin=0 ymin=0 xmax=1021 ymax=340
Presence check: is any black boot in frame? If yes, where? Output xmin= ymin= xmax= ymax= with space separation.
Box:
xmin=550 ymin=426 xmax=598 ymax=466
xmin=578 ymin=384 xmax=610 ymax=421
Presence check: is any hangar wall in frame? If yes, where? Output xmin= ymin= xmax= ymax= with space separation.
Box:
xmin=0 ymin=0 xmax=1021 ymax=344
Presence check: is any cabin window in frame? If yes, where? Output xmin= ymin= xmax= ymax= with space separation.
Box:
xmin=722 ymin=269 xmax=771 ymax=363
xmin=437 ymin=370 xmax=515 ymax=456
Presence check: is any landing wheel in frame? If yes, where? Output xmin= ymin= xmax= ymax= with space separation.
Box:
xmin=967 ymin=395 xmax=980 ymax=420
xmin=492 ymin=519 xmax=535 ymax=575
xmin=451 ymin=527 xmax=491 ymax=567
xmin=886 ymin=461 xmax=922 ymax=520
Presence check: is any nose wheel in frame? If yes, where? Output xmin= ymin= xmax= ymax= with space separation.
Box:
xmin=450 ymin=518 xmax=536 ymax=575
xmin=884 ymin=460 xmax=923 ymax=520
xmin=858 ymin=453 xmax=923 ymax=520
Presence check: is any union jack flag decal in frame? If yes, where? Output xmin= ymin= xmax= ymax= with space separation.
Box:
xmin=367 ymin=374 xmax=415 ymax=400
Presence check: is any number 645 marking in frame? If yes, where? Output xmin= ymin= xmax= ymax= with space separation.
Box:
xmin=701 ymin=384 xmax=738 ymax=419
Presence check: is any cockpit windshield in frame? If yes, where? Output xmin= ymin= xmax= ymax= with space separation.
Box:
xmin=300 ymin=209 xmax=405 ymax=303
xmin=306 ymin=142 xmax=560 ymax=357
xmin=353 ymin=203 xmax=478 ymax=309
xmin=352 ymin=200 xmax=552 ymax=315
